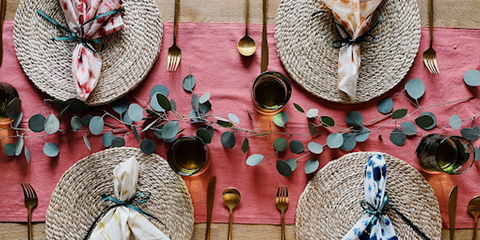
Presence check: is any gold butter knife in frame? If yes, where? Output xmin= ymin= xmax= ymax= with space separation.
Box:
xmin=449 ymin=185 xmax=457 ymax=240
xmin=0 ymin=0 xmax=6 ymax=68
xmin=205 ymin=176 xmax=216 ymax=240
xmin=260 ymin=0 xmax=268 ymax=73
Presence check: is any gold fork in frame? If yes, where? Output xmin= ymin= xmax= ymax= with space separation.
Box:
xmin=21 ymin=182 xmax=38 ymax=240
xmin=422 ymin=0 xmax=439 ymax=74
xmin=167 ymin=0 xmax=181 ymax=71
xmin=276 ymin=185 xmax=288 ymax=240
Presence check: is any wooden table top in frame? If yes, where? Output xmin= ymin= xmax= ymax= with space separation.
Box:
xmin=1 ymin=0 xmax=480 ymax=239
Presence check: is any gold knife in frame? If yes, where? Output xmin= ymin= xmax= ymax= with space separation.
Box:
xmin=260 ymin=0 xmax=268 ymax=73
xmin=0 ymin=0 xmax=6 ymax=68
xmin=449 ymin=185 xmax=457 ymax=240
xmin=205 ymin=176 xmax=216 ymax=240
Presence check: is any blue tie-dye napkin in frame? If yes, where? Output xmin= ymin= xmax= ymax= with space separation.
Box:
xmin=342 ymin=153 xmax=397 ymax=240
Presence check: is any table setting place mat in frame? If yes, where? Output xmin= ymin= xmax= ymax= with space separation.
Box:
xmin=275 ymin=0 xmax=421 ymax=104
xmin=296 ymin=152 xmax=442 ymax=239
xmin=13 ymin=0 xmax=163 ymax=106
xmin=45 ymin=147 xmax=194 ymax=240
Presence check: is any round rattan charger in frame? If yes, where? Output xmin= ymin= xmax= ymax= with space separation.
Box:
xmin=13 ymin=0 xmax=163 ymax=106
xmin=45 ymin=147 xmax=194 ymax=240
xmin=275 ymin=0 xmax=421 ymax=104
xmin=295 ymin=152 xmax=442 ymax=240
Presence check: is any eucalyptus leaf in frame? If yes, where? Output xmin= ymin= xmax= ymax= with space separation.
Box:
xmin=355 ymin=126 xmax=370 ymax=142
xmin=475 ymin=148 xmax=480 ymax=161
xmin=308 ymin=142 xmax=323 ymax=154
xmin=102 ymin=132 xmax=115 ymax=147
xmin=83 ymin=134 xmax=91 ymax=151
xmin=154 ymin=130 xmax=163 ymax=139
xmin=43 ymin=142 xmax=59 ymax=157
xmin=401 ymin=121 xmax=417 ymax=136
xmin=221 ymin=131 xmax=236 ymax=148
xmin=123 ymin=112 xmax=133 ymax=124
xmin=28 ymin=114 xmax=46 ymax=133
xmin=4 ymin=143 xmax=15 ymax=156
xmin=199 ymin=92 xmax=211 ymax=104
xmin=416 ymin=112 xmax=437 ymax=130
xmin=392 ymin=109 xmax=408 ymax=120
xmin=228 ymin=113 xmax=240 ymax=124
xmin=273 ymin=112 xmax=289 ymax=128
xmin=6 ymin=98 xmax=21 ymax=120
xmin=71 ymin=116 xmax=82 ymax=132
xmin=199 ymin=101 xmax=212 ymax=114
xmin=390 ymin=128 xmax=407 ymax=146
xmin=170 ymin=99 xmax=177 ymax=112
xmin=127 ymin=104 xmax=143 ymax=122
xmin=305 ymin=158 xmax=319 ymax=174
xmin=112 ymin=97 xmax=129 ymax=115
xmin=191 ymin=94 xmax=200 ymax=112
xmin=163 ymin=137 xmax=176 ymax=143
xmin=449 ymin=114 xmax=462 ymax=130
xmin=196 ymin=128 xmax=212 ymax=144
xmin=309 ymin=122 xmax=316 ymax=135
xmin=189 ymin=110 xmax=205 ymax=122
xmin=140 ymin=138 xmax=156 ymax=154
xmin=246 ymin=154 xmax=264 ymax=166
xmin=150 ymin=96 xmax=165 ymax=112
xmin=273 ymin=137 xmax=288 ymax=152
xmin=13 ymin=112 xmax=23 ymax=128
xmin=377 ymin=98 xmax=393 ymax=114
xmin=81 ymin=114 xmax=94 ymax=127
xmin=89 ymin=116 xmax=104 ymax=135
xmin=183 ymin=74 xmax=196 ymax=92
xmin=156 ymin=93 xmax=172 ymax=111
xmin=142 ymin=118 xmax=160 ymax=132
xmin=216 ymin=118 xmax=233 ymax=128
xmin=345 ymin=111 xmax=363 ymax=127
xmin=44 ymin=114 xmax=60 ymax=135
xmin=464 ymin=69 xmax=480 ymax=87
xmin=111 ymin=137 xmax=126 ymax=147
xmin=475 ymin=126 xmax=480 ymax=135
xmin=294 ymin=103 xmax=304 ymax=113
xmin=277 ymin=160 xmax=293 ymax=177
xmin=306 ymin=109 xmax=319 ymax=118
xmin=59 ymin=105 xmax=69 ymax=121
xmin=460 ymin=128 xmax=480 ymax=141
xmin=150 ymin=85 xmax=169 ymax=98
xmin=132 ymin=125 xmax=140 ymax=143
xmin=405 ymin=78 xmax=425 ymax=99
xmin=289 ymin=140 xmax=304 ymax=154
xmin=25 ymin=146 xmax=31 ymax=163
xmin=320 ymin=116 xmax=335 ymax=127
xmin=242 ymin=137 xmax=249 ymax=153
xmin=286 ymin=159 xmax=297 ymax=171
xmin=15 ymin=136 xmax=23 ymax=156
xmin=199 ymin=125 xmax=215 ymax=138
xmin=162 ymin=121 xmax=180 ymax=139
xmin=340 ymin=132 xmax=356 ymax=151
xmin=327 ymin=133 xmax=344 ymax=149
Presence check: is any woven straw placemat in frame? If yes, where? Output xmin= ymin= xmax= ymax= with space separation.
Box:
xmin=295 ymin=152 xmax=442 ymax=240
xmin=45 ymin=147 xmax=194 ymax=240
xmin=275 ymin=0 xmax=421 ymax=104
xmin=13 ymin=0 xmax=163 ymax=106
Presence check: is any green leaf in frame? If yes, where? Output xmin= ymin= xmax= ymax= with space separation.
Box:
xmin=276 ymin=160 xmax=293 ymax=177
xmin=83 ymin=134 xmax=91 ymax=151
xmin=460 ymin=128 xmax=480 ymax=141
xmin=196 ymin=128 xmax=212 ymax=144
xmin=475 ymin=148 xmax=480 ymax=161
xmin=474 ymin=125 xmax=480 ymax=135
xmin=44 ymin=114 xmax=60 ymax=135
xmin=127 ymin=104 xmax=143 ymax=122
xmin=102 ymin=132 xmax=115 ymax=147
xmin=273 ymin=137 xmax=288 ymax=152
xmin=293 ymin=103 xmax=304 ymax=113
xmin=111 ymin=137 xmax=126 ymax=147
xmin=191 ymin=94 xmax=200 ymax=112
xmin=199 ymin=92 xmax=211 ymax=104
xmin=273 ymin=112 xmax=289 ymax=128
xmin=199 ymin=101 xmax=212 ymax=114
xmin=112 ymin=97 xmax=129 ymax=115
xmin=13 ymin=112 xmax=23 ymax=128
xmin=308 ymin=122 xmax=316 ymax=135
xmin=199 ymin=125 xmax=214 ymax=138
xmin=286 ymin=159 xmax=297 ymax=171
xmin=228 ymin=113 xmax=240 ymax=124
xmin=449 ymin=114 xmax=462 ymax=130
xmin=401 ymin=121 xmax=417 ymax=136
xmin=156 ymin=93 xmax=172 ymax=111
xmin=305 ymin=158 xmax=319 ymax=174
xmin=15 ymin=136 xmax=23 ymax=156
xmin=142 ymin=118 xmax=160 ymax=132
xmin=4 ymin=143 xmax=15 ymax=156
xmin=28 ymin=114 xmax=46 ymax=132
xmin=345 ymin=111 xmax=363 ymax=127
xmin=246 ymin=154 xmax=264 ymax=166
xmin=170 ymin=99 xmax=177 ymax=112
xmin=81 ymin=115 xmax=94 ymax=127
xmin=6 ymin=98 xmax=21 ymax=120
xmin=183 ymin=74 xmax=196 ymax=92
xmin=416 ymin=112 xmax=437 ymax=130
xmin=289 ymin=140 xmax=304 ymax=154
xmin=221 ymin=131 xmax=236 ymax=148
xmin=150 ymin=95 xmax=165 ymax=112
xmin=43 ymin=142 xmax=59 ymax=157
xmin=189 ymin=110 xmax=205 ymax=123
xmin=306 ymin=109 xmax=319 ymax=118
xmin=58 ymin=105 xmax=69 ymax=121
xmin=377 ymin=98 xmax=393 ymax=114
xmin=308 ymin=142 xmax=323 ymax=154
xmin=25 ymin=146 xmax=31 ymax=164
xmin=216 ymin=117 xmax=233 ymax=128
xmin=464 ymin=69 xmax=480 ymax=87
xmin=327 ymin=133 xmax=344 ymax=149
xmin=405 ymin=78 xmax=425 ymax=99
xmin=320 ymin=116 xmax=335 ymax=127
xmin=162 ymin=121 xmax=180 ymax=139
xmin=392 ymin=109 xmax=408 ymax=120
xmin=132 ymin=125 xmax=140 ymax=143
xmin=241 ymin=138 xmax=249 ymax=153
xmin=88 ymin=116 xmax=104 ymax=135
xmin=340 ymin=132 xmax=356 ymax=151
xmin=390 ymin=128 xmax=406 ymax=146
xmin=140 ymin=138 xmax=156 ymax=154
xmin=150 ymin=85 xmax=169 ymax=98
xmin=354 ymin=126 xmax=370 ymax=142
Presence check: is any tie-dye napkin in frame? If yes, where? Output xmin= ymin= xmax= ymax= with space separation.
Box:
xmin=59 ymin=0 xmax=124 ymax=101
xmin=322 ymin=0 xmax=382 ymax=98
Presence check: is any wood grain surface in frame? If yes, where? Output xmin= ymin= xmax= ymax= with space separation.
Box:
xmin=1 ymin=0 xmax=480 ymax=239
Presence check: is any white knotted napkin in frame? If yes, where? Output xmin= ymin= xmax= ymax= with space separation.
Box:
xmin=89 ymin=157 xmax=170 ymax=240
xmin=322 ymin=0 xmax=382 ymax=98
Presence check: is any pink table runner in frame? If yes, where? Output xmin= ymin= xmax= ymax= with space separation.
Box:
xmin=1 ymin=20 xmax=480 ymax=229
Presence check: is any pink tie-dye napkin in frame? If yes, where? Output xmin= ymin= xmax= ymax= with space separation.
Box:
xmin=60 ymin=0 xmax=124 ymax=101
xmin=322 ymin=0 xmax=382 ymax=98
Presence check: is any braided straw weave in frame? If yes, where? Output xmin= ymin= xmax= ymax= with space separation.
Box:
xmin=275 ymin=0 xmax=421 ymax=104
xmin=295 ymin=152 xmax=442 ymax=240
xmin=45 ymin=147 xmax=194 ymax=240
xmin=13 ymin=0 xmax=163 ymax=106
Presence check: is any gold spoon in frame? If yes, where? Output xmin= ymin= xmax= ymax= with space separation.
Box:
xmin=222 ymin=187 xmax=241 ymax=240
xmin=468 ymin=196 xmax=480 ymax=240
xmin=237 ymin=0 xmax=256 ymax=56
